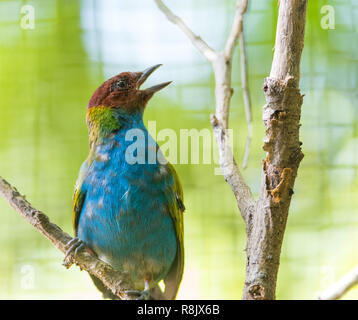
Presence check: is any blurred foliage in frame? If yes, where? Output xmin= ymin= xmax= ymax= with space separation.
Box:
xmin=0 ymin=0 xmax=357 ymax=299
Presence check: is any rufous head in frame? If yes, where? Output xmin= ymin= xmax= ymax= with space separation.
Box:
xmin=87 ymin=64 xmax=171 ymax=112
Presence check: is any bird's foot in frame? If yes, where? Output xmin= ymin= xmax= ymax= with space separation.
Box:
xmin=125 ymin=289 xmax=150 ymax=300
xmin=125 ymin=281 xmax=150 ymax=300
xmin=63 ymin=237 xmax=86 ymax=269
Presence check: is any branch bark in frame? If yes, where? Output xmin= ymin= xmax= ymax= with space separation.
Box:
xmin=318 ymin=265 xmax=358 ymax=300
xmin=0 ymin=176 xmax=140 ymax=300
xmin=242 ymin=0 xmax=307 ymax=299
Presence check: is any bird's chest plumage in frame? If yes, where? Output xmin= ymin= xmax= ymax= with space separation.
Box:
xmin=77 ymin=130 xmax=177 ymax=288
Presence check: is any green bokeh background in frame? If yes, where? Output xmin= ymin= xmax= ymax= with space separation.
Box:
xmin=0 ymin=0 xmax=357 ymax=299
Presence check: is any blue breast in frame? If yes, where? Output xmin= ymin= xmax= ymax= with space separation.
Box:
xmin=77 ymin=117 xmax=177 ymax=289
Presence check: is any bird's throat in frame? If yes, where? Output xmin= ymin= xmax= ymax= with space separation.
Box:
xmin=86 ymin=106 xmax=121 ymax=146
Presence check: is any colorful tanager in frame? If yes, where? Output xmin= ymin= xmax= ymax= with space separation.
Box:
xmin=65 ymin=65 xmax=184 ymax=300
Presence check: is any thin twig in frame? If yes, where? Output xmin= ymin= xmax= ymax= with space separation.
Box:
xmin=155 ymin=0 xmax=255 ymax=221
xmin=154 ymin=0 xmax=217 ymax=62
xmin=239 ymin=29 xmax=253 ymax=169
xmin=224 ymin=0 xmax=249 ymax=59
xmin=318 ymin=265 xmax=358 ymax=300
xmin=0 ymin=175 xmax=142 ymax=300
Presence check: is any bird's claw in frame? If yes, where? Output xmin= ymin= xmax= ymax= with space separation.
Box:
xmin=125 ymin=280 xmax=150 ymax=300
xmin=63 ymin=237 xmax=86 ymax=269
xmin=125 ymin=289 xmax=150 ymax=300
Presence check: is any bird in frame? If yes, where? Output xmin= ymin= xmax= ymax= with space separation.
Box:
xmin=65 ymin=64 xmax=185 ymax=300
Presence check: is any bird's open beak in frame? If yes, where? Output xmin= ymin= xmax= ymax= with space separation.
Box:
xmin=136 ymin=64 xmax=172 ymax=93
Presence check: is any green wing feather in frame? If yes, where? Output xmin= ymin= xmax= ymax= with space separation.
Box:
xmin=72 ymin=160 xmax=89 ymax=236
xmin=73 ymin=186 xmax=86 ymax=236
xmin=163 ymin=162 xmax=185 ymax=300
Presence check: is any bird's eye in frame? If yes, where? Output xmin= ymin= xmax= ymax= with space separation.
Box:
xmin=117 ymin=79 xmax=127 ymax=88
xmin=111 ymin=78 xmax=128 ymax=91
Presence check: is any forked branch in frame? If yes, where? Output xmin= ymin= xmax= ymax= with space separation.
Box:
xmin=156 ymin=0 xmax=308 ymax=300
xmin=155 ymin=0 xmax=255 ymax=221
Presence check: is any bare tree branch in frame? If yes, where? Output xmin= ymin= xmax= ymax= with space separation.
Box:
xmin=318 ymin=265 xmax=358 ymax=300
xmin=154 ymin=0 xmax=217 ymax=62
xmin=242 ymin=0 xmax=307 ymax=300
xmin=156 ymin=0 xmax=307 ymax=300
xmin=224 ymin=0 xmax=248 ymax=59
xmin=155 ymin=0 xmax=255 ymax=221
xmin=239 ymin=29 xmax=253 ymax=169
xmin=0 ymin=175 xmax=142 ymax=300
xmin=156 ymin=0 xmax=308 ymax=301
xmin=211 ymin=113 xmax=256 ymax=220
